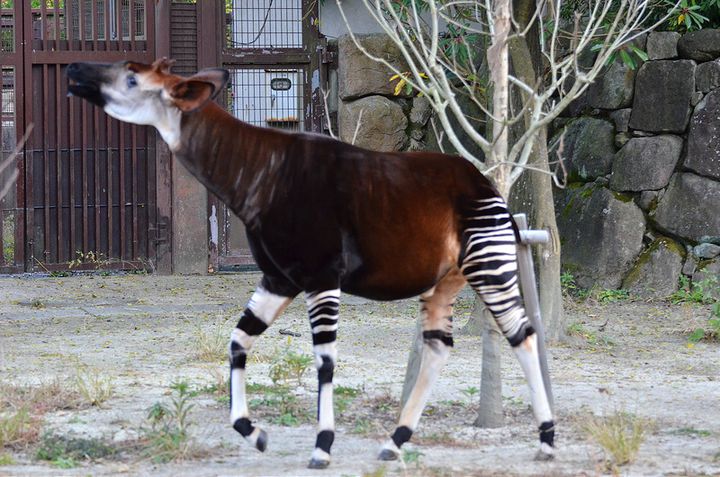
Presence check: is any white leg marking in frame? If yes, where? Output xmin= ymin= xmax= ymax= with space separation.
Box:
xmin=513 ymin=334 xmax=553 ymax=424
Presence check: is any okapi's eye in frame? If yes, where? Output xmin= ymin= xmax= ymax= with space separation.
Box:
xmin=127 ymin=75 xmax=138 ymax=88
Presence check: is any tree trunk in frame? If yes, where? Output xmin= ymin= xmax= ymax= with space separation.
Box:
xmin=507 ymin=7 xmax=566 ymax=342
xmin=474 ymin=301 xmax=504 ymax=427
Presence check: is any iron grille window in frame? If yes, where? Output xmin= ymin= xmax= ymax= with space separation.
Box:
xmin=69 ymin=0 xmax=146 ymax=41
xmin=227 ymin=0 xmax=303 ymax=49
xmin=227 ymin=68 xmax=305 ymax=131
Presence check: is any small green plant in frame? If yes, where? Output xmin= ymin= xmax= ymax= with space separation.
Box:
xmin=597 ymin=289 xmax=630 ymax=303
xmin=68 ymin=250 xmax=110 ymax=270
xmin=402 ymin=448 xmax=424 ymax=468
xmin=0 ymin=453 xmax=15 ymax=465
xmin=687 ymin=303 xmax=720 ymax=344
xmin=269 ymin=348 xmax=314 ymax=387
xmin=592 ymin=42 xmax=648 ymax=70
xmin=36 ymin=433 xmax=115 ymax=465
xmin=74 ymin=366 xmax=114 ymax=407
xmin=193 ymin=326 xmax=227 ymax=363
xmin=142 ymin=381 xmax=201 ymax=463
xmin=671 ymin=276 xmax=718 ymax=305
xmin=581 ymin=411 xmax=648 ymax=469
xmin=29 ymin=298 xmax=45 ymax=309
xmin=567 ymin=322 xmax=615 ymax=349
xmin=0 ymin=407 xmax=40 ymax=448
xmin=334 ymin=385 xmax=361 ymax=415
xmin=249 ymin=385 xmax=310 ymax=427
xmin=460 ymin=386 xmax=479 ymax=406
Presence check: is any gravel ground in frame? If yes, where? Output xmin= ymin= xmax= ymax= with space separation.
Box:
xmin=0 ymin=273 xmax=719 ymax=476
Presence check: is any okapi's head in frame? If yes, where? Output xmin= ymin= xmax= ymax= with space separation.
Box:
xmin=67 ymin=58 xmax=229 ymax=147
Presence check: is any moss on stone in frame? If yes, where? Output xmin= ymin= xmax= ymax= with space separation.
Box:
xmin=611 ymin=191 xmax=633 ymax=203
xmin=623 ymin=236 xmax=685 ymax=286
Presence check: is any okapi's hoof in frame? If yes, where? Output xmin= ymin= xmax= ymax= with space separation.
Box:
xmin=377 ymin=448 xmax=400 ymax=461
xmin=308 ymin=458 xmax=330 ymax=469
xmin=255 ymin=429 xmax=268 ymax=452
xmin=534 ymin=444 xmax=555 ymax=461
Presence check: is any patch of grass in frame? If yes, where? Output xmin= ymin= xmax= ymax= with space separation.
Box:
xmin=249 ymin=385 xmax=311 ymax=427
xmin=334 ymin=385 xmax=362 ymax=415
xmin=671 ymin=427 xmax=712 ymax=438
xmin=687 ymin=303 xmax=720 ymax=344
xmin=561 ymin=272 xmax=589 ymax=299
xmin=29 ymin=298 xmax=45 ymax=309
xmin=402 ymin=448 xmax=424 ymax=468
xmin=597 ymin=289 xmax=630 ymax=303
xmin=36 ymin=433 xmax=115 ymax=464
xmin=566 ymin=322 xmax=615 ymax=349
xmin=193 ymin=326 xmax=227 ymax=363
xmin=74 ymin=366 xmax=114 ymax=407
xmin=269 ymin=348 xmax=313 ymax=387
xmin=670 ymin=276 xmax=718 ymax=305
xmin=460 ymin=386 xmax=479 ymax=406
xmin=0 ymin=407 xmax=41 ymax=449
xmin=0 ymin=379 xmax=83 ymax=415
xmin=141 ymin=381 xmax=204 ymax=463
xmin=0 ymin=453 xmax=15 ymax=465
xmin=581 ymin=411 xmax=648 ymax=468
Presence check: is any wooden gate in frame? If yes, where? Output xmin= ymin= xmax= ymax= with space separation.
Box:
xmin=0 ymin=1 xmax=170 ymax=273
xmin=208 ymin=0 xmax=325 ymax=271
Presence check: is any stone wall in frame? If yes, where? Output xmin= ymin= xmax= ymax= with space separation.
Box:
xmin=336 ymin=34 xmax=434 ymax=152
xmin=336 ymin=30 xmax=720 ymax=297
xmin=556 ymin=29 xmax=720 ymax=295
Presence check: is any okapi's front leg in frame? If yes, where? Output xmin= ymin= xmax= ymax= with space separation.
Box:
xmin=379 ymin=269 xmax=466 ymax=461
xmin=305 ymin=289 xmax=340 ymax=469
xmin=230 ymin=285 xmax=294 ymax=451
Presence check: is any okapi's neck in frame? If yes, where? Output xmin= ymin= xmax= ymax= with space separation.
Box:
xmin=169 ymin=102 xmax=290 ymax=224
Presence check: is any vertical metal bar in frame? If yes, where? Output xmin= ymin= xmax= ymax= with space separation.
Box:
xmin=105 ymin=0 xmax=112 ymax=50
xmin=119 ymin=117 xmax=125 ymax=260
xmin=130 ymin=0 xmax=136 ymax=51
xmin=69 ymin=76 xmax=76 ymax=263
xmin=81 ymin=98 xmax=88 ymax=253
xmin=94 ymin=109 xmax=100 ymax=253
xmin=92 ymin=0 xmax=98 ymax=50
xmin=54 ymin=0 xmax=61 ymax=50
xmin=116 ymin=0 xmax=123 ymax=47
xmin=106 ymin=100 xmax=113 ymax=259
xmin=131 ymin=125 xmax=138 ymax=260
xmin=514 ymin=213 xmax=555 ymax=412
xmin=55 ymin=64 xmax=63 ymax=263
xmin=78 ymin=0 xmax=85 ymax=50
xmin=42 ymin=65 xmax=50 ymax=264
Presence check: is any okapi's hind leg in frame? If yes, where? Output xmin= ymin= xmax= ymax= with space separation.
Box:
xmin=230 ymin=284 xmax=294 ymax=452
xmin=379 ymin=269 xmax=466 ymax=461
xmin=305 ymin=289 xmax=341 ymax=469
xmin=462 ymin=197 xmax=555 ymax=460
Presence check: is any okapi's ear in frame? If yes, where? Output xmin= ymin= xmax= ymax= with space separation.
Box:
xmin=169 ymin=68 xmax=229 ymax=113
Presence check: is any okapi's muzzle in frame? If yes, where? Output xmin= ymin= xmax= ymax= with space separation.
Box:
xmin=67 ymin=62 xmax=112 ymax=107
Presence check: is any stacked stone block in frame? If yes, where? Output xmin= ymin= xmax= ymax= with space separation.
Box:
xmin=555 ymin=29 xmax=720 ymax=296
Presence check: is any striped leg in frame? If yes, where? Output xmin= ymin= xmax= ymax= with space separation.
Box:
xmin=462 ymin=197 xmax=555 ymax=459
xmin=305 ymin=289 xmax=340 ymax=469
xmin=379 ymin=269 xmax=466 ymax=461
xmin=230 ymin=286 xmax=293 ymax=451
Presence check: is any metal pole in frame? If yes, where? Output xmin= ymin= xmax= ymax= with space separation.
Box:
xmin=514 ymin=213 xmax=554 ymax=412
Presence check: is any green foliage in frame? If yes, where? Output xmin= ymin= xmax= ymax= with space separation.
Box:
xmin=36 ymin=433 xmax=115 ymax=465
xmin=334 ymin=386 xmax=361 ymax=415
xmin=597 ymin=289 xmax=630 ymax=303
xmin=664 ymin=0 xmax=720 ymax=31
xmin=0 ymin=406 xmax=38 ymax=448
xmin=581 ymin=411 xmax=648 ymax=469
xmin=567 ymin=322 xmax=615 ymax=349
xmin=460 ymin=386 xmax=479 ymax=405
xmin=142 ymin=381 xmax=198 ymax=463
xmin=402 ymin=448 xmax=424 ymax=468
xmin=248 ymin=385 xmax=310 ymax=427
xmin=592 ymin=42 xmax=648 ymax=70
xmin=670 ymin=276 xmax=718 ymax=305
xmin=0 ymin=453 xmax=15 ymax=465
xmin=688 ymin=303 xmax=720 ymax=344
xmin=269 ymin=347 xmax=313 ymax=387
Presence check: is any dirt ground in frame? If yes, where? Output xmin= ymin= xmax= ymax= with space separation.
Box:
xmin=0 ymin=272 xmax=719 ymax=477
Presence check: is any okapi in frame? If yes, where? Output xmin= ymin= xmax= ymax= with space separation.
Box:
xmin=67 ymin=59 xmax=555 ymax=468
